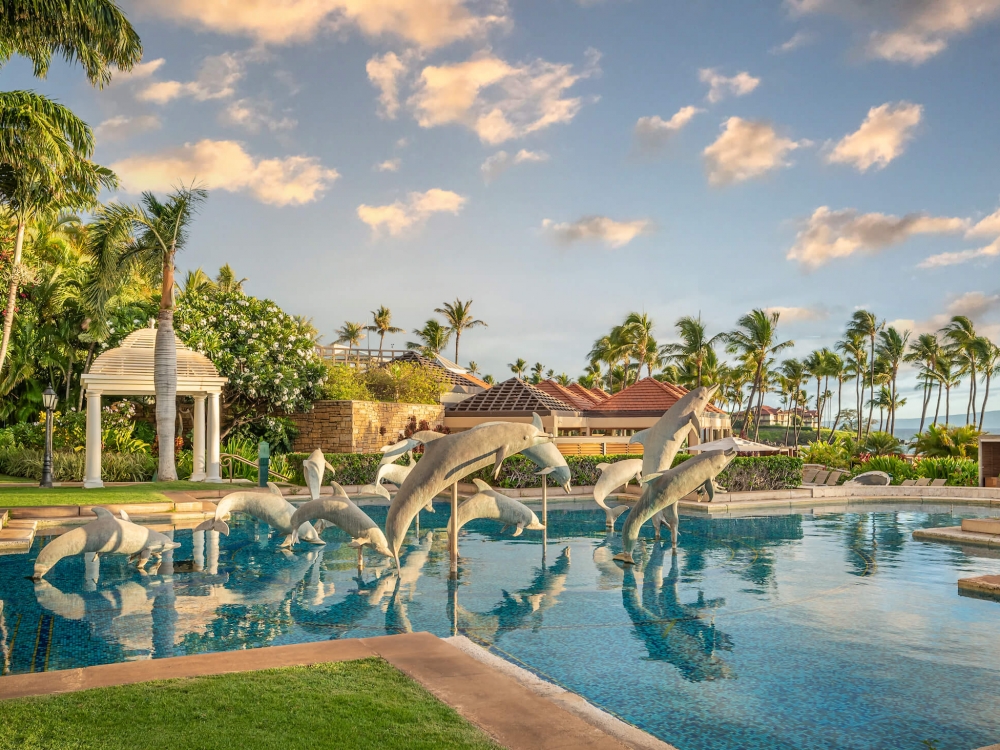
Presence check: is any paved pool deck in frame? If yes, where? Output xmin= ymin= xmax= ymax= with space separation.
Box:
xmin=0 ymin=631 xmax=672 ymax=750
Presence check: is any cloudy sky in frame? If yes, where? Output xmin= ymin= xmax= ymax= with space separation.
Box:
xmin=6 ymin=0 xmax=1000 ymax=415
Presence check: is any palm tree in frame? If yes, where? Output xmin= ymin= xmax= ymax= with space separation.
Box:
xmin=824 ymin=351 xmax=846 ymax=439
xmin=876 ymin=326 xmax=910 ymax=435
xmin=555 ymin=373 xmax=572 ymax=386
xmin=406 ymin=319 xmax=450 ymax=357
xmin=779 ymin=358 xmax=806 ymax=445
xmin=87 ymin=185 xmax=208 ymax=481
xmin=530 ymin=362 xmax=544 ymax=384
xmin=905 ymin=333 xmax=942 ymax=433
xmin=624 ymin=311 xmax=657 ymax=378
xmin=482 ymin=374 xmax=495 ymax=385
xmin=941 ymin=316 xmax=985 ymax=426
xmin=365 ymin=305 xmax=404 ymax=360
xmin=978 ymin=342 xmax=1000 ymax=431
xmin=0 ymin=0 xmax=142 ymax=87
xmin=935 ymin=355 xmax=960 ymax=426
xmin=434 ymin=298 xmax=486 ymax=363
xmin=508 ymin=358 xmax=527 ymax=379
xmin=178 ymin=267 xmax=215 ymax=299
xmin=803 ymin=350 xmax=827 ymax=440
xmin=661 ymin=314 xmax=723 ymax=388
xmin=215 ymin=263 xmax=247 ymax=293
xmin=847 ymin=310 xmax=883 ymax=438
xmin=723 ymin=309 xmax=793 ymax=439
xmin=0 ymin=91 xmax=117 ymax=378
xmin=836 ymin=331 xmax=867 ymax=440
xmin=336 ymin=321 xmax=366 ymax=360
xmin=466 ymin=361 xmax=480 ymax=376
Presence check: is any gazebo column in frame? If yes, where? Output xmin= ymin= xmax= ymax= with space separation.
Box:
xmin=191 ymin=395 xmax=207 ymax=481
xmin=84 ymin=389 xmax=104 ymax=489
xmin=206 ymin=392 xmax=221 ymax=483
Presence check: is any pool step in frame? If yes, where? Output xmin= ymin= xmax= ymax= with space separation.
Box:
xmin=0 ymin=518 xmax=37 ymax=554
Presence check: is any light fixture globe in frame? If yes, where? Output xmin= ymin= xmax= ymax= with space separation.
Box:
xmin=42 ymin=386 xmax=58 ymax=411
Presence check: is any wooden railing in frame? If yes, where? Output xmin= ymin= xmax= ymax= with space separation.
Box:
xmin=219 ymin=453 xmax=290 ymax=484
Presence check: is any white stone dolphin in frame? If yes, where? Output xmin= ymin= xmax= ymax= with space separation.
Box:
xmin=303 ymin=448 xmax=339 ymax=501
xmin=520 ymin=441 xmax=572 ymax=493
xmin=615 ymin=449 xmax=736 ymax=564
xmin=379 ymin=438 xmax=420 ymax=466
xmin=593 ymin=459 xmax=642 ymax=528
xmin=455 ymin=479 xmax=545 ymax=536
xmin=288 ymin=482 xmax=393 ymax=563
xmin=372 ymin=454 xmax=434 ymax=511
xmin=630 ymin=385 xmax=719 ymax=477
xmin=195 ymin=483 xmax=324 ymax=548
xmin=32 ymin=509 xmax=180 ymax=580
xmin=384 ymin=415 xmax=553 ymax=567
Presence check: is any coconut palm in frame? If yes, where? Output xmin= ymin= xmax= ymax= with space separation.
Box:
xmin=876 ymin=326 xmax=910 ymax=435
xmin=0 ymin=0 xmax=142 ymax=87
xmin=406 ymin=319 xmax=450 ymax=357
xmin=978 ymin=342 xmax=1000 ymax=431
xmin=466 ymin=361 xmax=480 ymax=376
xmin=847 ymin=310 xmax=883 ymax=438
xmin=723 ymin=308 xmax=793 ymax=439
xmin=824 ymin=352 xmax=846 ymax=438
xmin=336 ymin=322 xmax=366 ymax=360
xmin=661 ymin=314 xmax=723 ymax=389
xmin=905 ymin=333 xmax=942 ymax=433
xmin=508 ymin=358 xmax=527 ymax=379
xmin=934 ymin=355 xmax=961 ymax=426
xmin=912 ymin=423 xmax=982 ymax=459
xmin=555 ymin=373 xmax=572 ymax=386
xmin=178 ymin=268 xmax=214 ymax=299
xmin=434 ymin=298 xmax=486 ymax=363
xmin=624 ymin=311 xmax=657 ymax=378
xmin=941 ymin=316 xmax=986 ymax=426
xmin=0 ymin=91 xmax=117 ymax=378
xmin=215 ymin=263 xmax=247 ymax=293
xmin=529 ymin=362 xmax=545 ymax=384
xmin=365 ymin=305 xmax=404 ymax=360
xmin=836 ymin=331 xmax=868 ymax=440
xmin=482 ymin=374 xmax=495 ymax=385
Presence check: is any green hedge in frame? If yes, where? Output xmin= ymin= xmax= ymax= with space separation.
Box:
xmin=0 ymin=447 xmax=157 ymax=482
xmin=284 ymin=451 xmax=803 ymax=492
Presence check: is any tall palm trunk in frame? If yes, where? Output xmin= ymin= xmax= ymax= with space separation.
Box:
xmin=378 ymin=331 xmax=385 ymax=360
xmin=854 ymin=370 xmax=862 ymax=440
xmin=980 ymin=370 xmax=992 ymax=431
xmin=454 ymin=331 xmax=460 ymax=363
xmin=866 ymin=334 xmax=876 ymax=438
xmin=945 ymin=384 xmax=951 ymax=426
xmin=828 ymin=378 xmax=844 ymax=442
xmin=933 ymin=382 xmax=942 ymax=425
xmin=740 ymin=365 xmax=762 ymax=439
xmin=0 ymin=221 xmax=27 ymax=377
xmin=64 ymin=347 xmax=74 ymax=403
xmin=155 ymin=251 xmax=178 ymax=482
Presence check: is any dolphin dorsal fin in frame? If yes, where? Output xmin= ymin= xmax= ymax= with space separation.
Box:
xmin=331 ymin=481 xmax=349 ymax=498
xmin=531 ymin=412 xmax=543 ymax=431
xmin=118 ymin=509 xmax=130 ymax=521
xmin=629 ymin=428 xmax=650 ymax=446
xmin=535 ymin=467 xmax=556 ymax=476
xmin=472 ymin=478 xmax=491 ymax=492
xmin=267 ymin=482 xmax=282 ymax=496
xmin=642 ymin=471 xmax=665 ymax=485
xmin=93 ymin=507 xmax=114 ymax=519
xmin=596 ymin=462 xmax=610 ymax=471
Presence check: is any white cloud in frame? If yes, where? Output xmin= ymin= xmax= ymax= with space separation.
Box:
xmin=703 ymin=117 xmax=807 ymax=186
xmin=787 ymin=0 xmax=1000 ymax=64
xmin=111 ymin=139 xmax=339 ymax=206
xmin=919 ymin=239 xmax=1000 ymax=268
xmin=968 ymin=207 xmax=1000 ymax=237
xmin=827 ymin=102 xmax=922 ymax=171
xmin=698 ymin=68 xmax=760 ymax=103
xmin=367 ymin=52 xmax=413 ymax=119
xmin=893 ymin=291 xmax=1000 ymax=334
xmin=133 ymin=0 xmax=509 ymax=49
xmin=138 ymin=53 xmax=245 ymax=104
xmin=633 ymin=106 xmax=703 ymax=153
xmin=764 ymin=306 xmax=828 ymax=322
xmin=94 ymin=114 xmax=162 ymax=141
xmin=480 ymin=148 xmax=548 ymax=182
xmin=407 ymin=49 xmax=600 ymax=144
xmin=787 ymin=206 xmax=968 ymax=268
xmin=770 ymin=31 xmax=813 ymax=53
xmin=357 ymin=189 xmax=466 ymax=236
xmin=375 ymin=158 xmax=401 ymax=172
xmin=221 ymin=99 xmax=297 ymax=132
xmin=542 ymin=216 xmax=651 ymax=249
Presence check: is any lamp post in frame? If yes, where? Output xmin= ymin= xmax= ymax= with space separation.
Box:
xmin=40 ymin=386 xmax=57 ymax=488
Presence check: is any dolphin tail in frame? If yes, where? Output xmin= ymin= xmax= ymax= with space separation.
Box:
xmin=195 ymin=519 xmax=229 ymax=535
xmin=282 ymin=533 xmax=296 ymax=548
xmin=424 ymin=499 xmax=435 ymax=512
xmin=612 ymin=551 xmax=635 ymax=565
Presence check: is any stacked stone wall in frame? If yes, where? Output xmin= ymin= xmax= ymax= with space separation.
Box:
xmin=290 ymin=401 xmax=445 ymax=453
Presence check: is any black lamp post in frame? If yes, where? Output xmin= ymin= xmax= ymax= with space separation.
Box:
xmin=40 ymin=386 xmax=57 ymax=488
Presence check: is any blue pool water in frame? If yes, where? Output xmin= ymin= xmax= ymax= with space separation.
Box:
xmin=1 ymin=502 xmax=999 ymax=750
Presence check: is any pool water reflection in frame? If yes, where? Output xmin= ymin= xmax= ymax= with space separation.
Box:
xmin=2 ymin=503 xmax=999 ymax=750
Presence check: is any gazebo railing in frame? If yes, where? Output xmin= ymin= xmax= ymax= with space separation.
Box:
xmin=219 ymin=453 xmax=290 ymax=484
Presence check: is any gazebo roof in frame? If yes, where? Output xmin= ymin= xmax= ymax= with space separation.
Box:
xmin=446 ymin=378 xmax=579 ymax=416
xmin=82 ymin=327 xmax=226 ymax=395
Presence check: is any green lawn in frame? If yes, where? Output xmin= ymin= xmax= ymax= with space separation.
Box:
xmin=0 ymin=481 xmax=236 ymax=507
xmin=0 ymin=659 xmax=501 ymax=750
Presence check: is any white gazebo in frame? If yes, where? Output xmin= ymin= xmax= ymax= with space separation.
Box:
xmin=80 ymin=327 xmax=228 ymax=488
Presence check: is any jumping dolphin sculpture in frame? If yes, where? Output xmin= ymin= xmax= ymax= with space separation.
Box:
xmin=195 ymin=483 xmax=323 ymax=548
xmin=455 ymin=479 xmax=545 ymax=536
xmin=593 ymin=459 xmax=642 ymax=528
xmin=32 ymin=509 xmax=181 ymax=580
xmin=371 ymin=454 xmax=434 ymax=512
xmin=614 ymin=449 xmax=736 ymax=563
xmin=520 ymin=440 xmax=572 ymax=493
xmin=303 ymin=448 xmax=339 ymax=501
xmin=384 ymin=415 xmax=553 ymax=566
xmin=379 ymin=438 xmax=420 ymax=466
xmin=288 ymin=482 xmax=393 ymax=565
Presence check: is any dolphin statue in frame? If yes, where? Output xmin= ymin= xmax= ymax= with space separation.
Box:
xmin=195 ymin=482 xmax=324 ymax=548
xmin=593 ymin=459 xmax=642 ymax=528
xmin=455 ymin=479 xmax=545 ymax=536
xmin=630 ymin=385 xmax=719 ymax=477
xmin=384 ymin=414 xmax=553 ymax=566
xmin=520 ymin=440 xmax=572 ymax=493
xmin=372 ymin=455 xmax=434 ymax=511
xmin=32 ymin=509 xmax=181 ymax=580
xmin=379 ymin=438 xmax=420 ymax=466
xmin=614 ymin=449 xmax=736 ymax=564
xmin=288 ymin=482 xmax=393 ymax=565
xmin=303 ymin=448 xmax=338 ymax=501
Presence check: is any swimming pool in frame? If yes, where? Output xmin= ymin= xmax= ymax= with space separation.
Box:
xmin=1 ymin=502 xmax=999 ymax=750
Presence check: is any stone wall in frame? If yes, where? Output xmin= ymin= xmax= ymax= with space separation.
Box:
xmin=290 ymin=400 xmax=445 ymax=453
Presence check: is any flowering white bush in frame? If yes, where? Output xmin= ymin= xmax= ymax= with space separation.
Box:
xmin=176 ymin=290 xmax=326 ymax=434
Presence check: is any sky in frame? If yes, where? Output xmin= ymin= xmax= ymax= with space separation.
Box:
xmin=5 ymin=0 xmax=1000 ymax=417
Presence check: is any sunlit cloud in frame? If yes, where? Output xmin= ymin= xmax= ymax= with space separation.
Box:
xmin=633 ymin=106 xmax=703 ymax=153
xmin=826 ymin=102 xmax=922 ymax=172
xmin=137 ymin=53 xmax=245 ymax=104
xmin=703 ymin=117 xmax=807 ymax=186
xmin=480 ymin=148 xmax=548 ymax=182
xmin=764 ymin=306 xmax=828 ymax=322
xmin=698 ymin=68 xmax=760 ymax=103
xmin=94 ymin=114 xmax=161 ymax=141
xmin=357 ymin=188 xmax=467 ymax=236
xmin=542 ymin=215 xmax=651 ymax=249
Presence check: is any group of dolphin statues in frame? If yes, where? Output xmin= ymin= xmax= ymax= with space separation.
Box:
xmin=30 ymin=389 xmax=734 ymax=579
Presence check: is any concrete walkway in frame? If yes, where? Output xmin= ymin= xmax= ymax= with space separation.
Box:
xmin=0 ymin=632 xmax=666 ymax=750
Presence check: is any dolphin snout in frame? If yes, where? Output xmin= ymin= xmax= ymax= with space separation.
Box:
xmin=527 ymin=521 xmax=545 ymax=530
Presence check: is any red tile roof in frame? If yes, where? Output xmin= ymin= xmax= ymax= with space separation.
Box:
xmin=566 ymin=382 xmax=605 ymax=406
xmin=586 ymin=377 xmax=725 ymax=415
xmin=590 ymin=387 xmax=610 ymax=400
xmin=534 ymin=380 xmax=596 ymax=410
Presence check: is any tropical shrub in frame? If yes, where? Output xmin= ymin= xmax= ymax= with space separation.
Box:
xmin=852 ymin=456 xmax=916 ymax=484
xmin=911 ymin=424 xmax=982 ymax=460
xmin=0 ymin=401 xmax=151 ymax=454
xmin=0 ymin=447 xmax=156 ymax=482
xmin=915 ymin=457 xmax=978 ymax=486
xmin=323 ymin=364 xmax=373 ymax=401
xmin=321 ymin=362 xmax=447 ymax=405
xmin=800 ymin=440 xmax=850 ymax=469
xmin=863 ymin=431 xmax=904 ymax=456
xmin=716 ymin=456 xmax=804 ymax=491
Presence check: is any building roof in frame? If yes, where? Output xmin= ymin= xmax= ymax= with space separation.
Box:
xmin=586 ymin=377 xmax=726 ymax=416
xmin=534 ymin=379 xmax=596 ymax=410
xmin=759 ymin=405 xmax=779 ymax=415
xmin=566 ymin=383 xmax=605 ymax=406
xmin=391 ymin=351 xmax=488 ymax=390
xmin=88 ymin=328 xmax=219 ymax=378
xmin=446 ymin=377 xmax=579 ymax=415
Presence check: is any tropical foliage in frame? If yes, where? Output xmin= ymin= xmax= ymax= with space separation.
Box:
xmin=321 ymin=361 xmax=446 ymax=405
